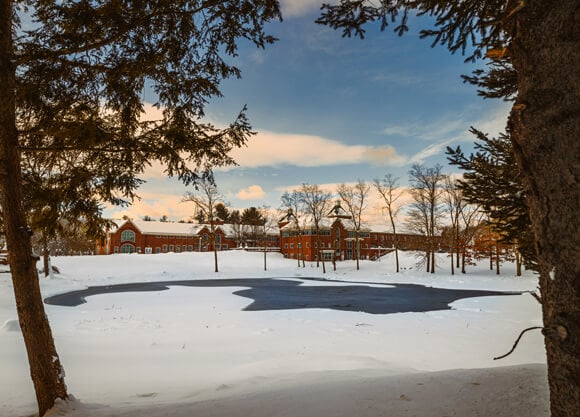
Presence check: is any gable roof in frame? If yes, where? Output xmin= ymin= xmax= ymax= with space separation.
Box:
xmin=113 ymin=219 xmax=242 ymax=237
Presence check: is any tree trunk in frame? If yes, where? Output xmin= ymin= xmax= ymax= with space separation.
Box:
xmin=263 ymin=247 xmax=267 ymax=271
xmin=515 ymin=249 xmax=522 ymax=277
xmin=0 ymin=2 xmax=68 ymax=414
xmin=461 ymin=249 xmax=466 ymax=274
xmin=450 ymin=251 xmax=454 ymax=275
xmin=509 ymin=1 xmax=580 ymax=415
xmin=430 ymin=249 xmax=435 ymax=274
xmin=394 ymin=246 xmax=399 ymax=273
xmin=355 ymin=234 xmax=360 ymax=271
xmin=495 ymin=244 xmax=500 ymax=275
xmin=43 ymin=237 xmax=49 ymax=277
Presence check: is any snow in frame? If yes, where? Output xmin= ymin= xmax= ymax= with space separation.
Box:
xmin=1 ymin=250 xmax=548 ymax=417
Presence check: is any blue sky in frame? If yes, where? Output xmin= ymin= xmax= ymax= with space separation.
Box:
xmin=109 ymin=1 xmax=510 ymax=222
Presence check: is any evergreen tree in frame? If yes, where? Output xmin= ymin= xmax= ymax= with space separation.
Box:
xmin=215 ymin=203 xmax=230 ymax=223
xmin=241 ymin=206 xmax=265 ymax=246
xmin=317 ymin=2 xmax=579 ymax=414
xmin=0 ymin=1 xmax=281 ymax=414
xmin=446 ymin=128 xmax=536 ymax=270
xmin=227 ymin=209 xmax=244 ymax=247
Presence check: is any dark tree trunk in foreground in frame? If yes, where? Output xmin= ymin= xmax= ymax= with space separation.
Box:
xmin=509 ymin=1 xmax=579 ymax=415
xmin=0 ymin=2 xmax=68 ymax=414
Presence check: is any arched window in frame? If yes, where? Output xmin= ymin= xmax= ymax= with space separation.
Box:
xmin=121 ymin=230 xmax=136 ymax=242
xmin=120 ymin=243 xmax=135 ymax=253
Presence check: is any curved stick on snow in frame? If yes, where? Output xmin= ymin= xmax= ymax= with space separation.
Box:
xmin=493 ymin=326 xmax=543 ymax=360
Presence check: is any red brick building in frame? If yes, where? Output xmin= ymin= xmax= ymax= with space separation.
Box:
xmin=99 ymin=219 xmax=239 ymax=255
xmin=278 ymin=206 xmax=437 ymax=263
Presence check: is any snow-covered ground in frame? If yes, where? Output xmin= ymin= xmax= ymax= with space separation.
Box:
xmin=1 ymin=250 xmax=548 ymax=417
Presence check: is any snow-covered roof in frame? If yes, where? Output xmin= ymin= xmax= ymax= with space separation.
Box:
xmin=120 ymin=219 xmax=203 ymax=236
xmin=111 ymin=219 xmax=245 ymax=238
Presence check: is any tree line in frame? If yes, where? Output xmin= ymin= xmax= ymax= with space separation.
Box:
xmin=276 ymin=142 xmax=533 ymax=277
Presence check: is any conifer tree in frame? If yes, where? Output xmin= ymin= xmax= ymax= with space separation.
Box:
xmin=446 ymin=128 xmax=536 ymax=271
xmin=317 ymin=2 xmax=579 ymax=414
xmin=0 ymin=1 xmax=281 ymax=415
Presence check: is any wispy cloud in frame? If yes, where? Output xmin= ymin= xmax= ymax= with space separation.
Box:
xmin=227 ymin=130 xmax=408 ymax=169
xmin=370 ymin=71 xmax=423 ymax=86
xmin=387 ymin=102 xmax=511 ymax=164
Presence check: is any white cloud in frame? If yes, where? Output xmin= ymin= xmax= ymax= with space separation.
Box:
xmin=280 ymin=0 xmax=325 ymax=18
xmin=237 ymin=185 xmax=266 ymax=200
xmin=227 ymin=130 xmax=407 ymax=169
xmin=106 ymin=191 xmax=191 ymax=222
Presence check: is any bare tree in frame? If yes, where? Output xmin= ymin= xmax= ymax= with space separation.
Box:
xmin=257 ymin=206 xmax=277 ymax=271
xmin=408 ymin=164 xmax=446 ymax=273
xmin=443 ymin=177 xmax=463 ymax=275
xmin=373 ymin=174 xmax=404 ymax=272
xmin=299 ymin=184 xmax=332 ymax=273
xmin=458 ymin=203 xmax=484 ymax=274
xmin=280 ymin=190 xmax=305 ymax=267
xmin=182 ymin=178 xmax=224 ymax=273
xmin=337 ymin=180 xmax=370 ymax=270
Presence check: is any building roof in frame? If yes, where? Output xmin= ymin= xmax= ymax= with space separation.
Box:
xmin=114 ymin=219 xmax=203 ymax=236
xmin=110 ymin=219 xmax=278 ymax=238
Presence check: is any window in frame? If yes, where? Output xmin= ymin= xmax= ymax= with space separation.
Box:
xmin=182 ymin=245 xmax=187 ymax=252
xmin=188 ymin=245 xmax=193 ymax=251
xmin=306 ymin=242 xmax=310 ymax=248
xmin=175 ymin=245 xmax=180 ymax=253
xmin=114 ymin=246 xmax=119 ymax=253
xmin=162 ymin=244 xmax=167 ymax=253
xmin=155 ymin=247 xmax=161 ymax=254
xmin=323 ymin=251 xmax=333 ymax=261
xmin=222 ymin=244 xmax=228 ymax=250
xmin=284 ymin=243 xmax=288 ymax=249
xmin=120 ymin=243 xmax=135 ymax=253
xmin=169 ymin=244 xmax=174 ymax=252
xmin=290 ymin=243 xmax=294 ymax=249
xmin=121 ymin=230 xmax=136 ymax=242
